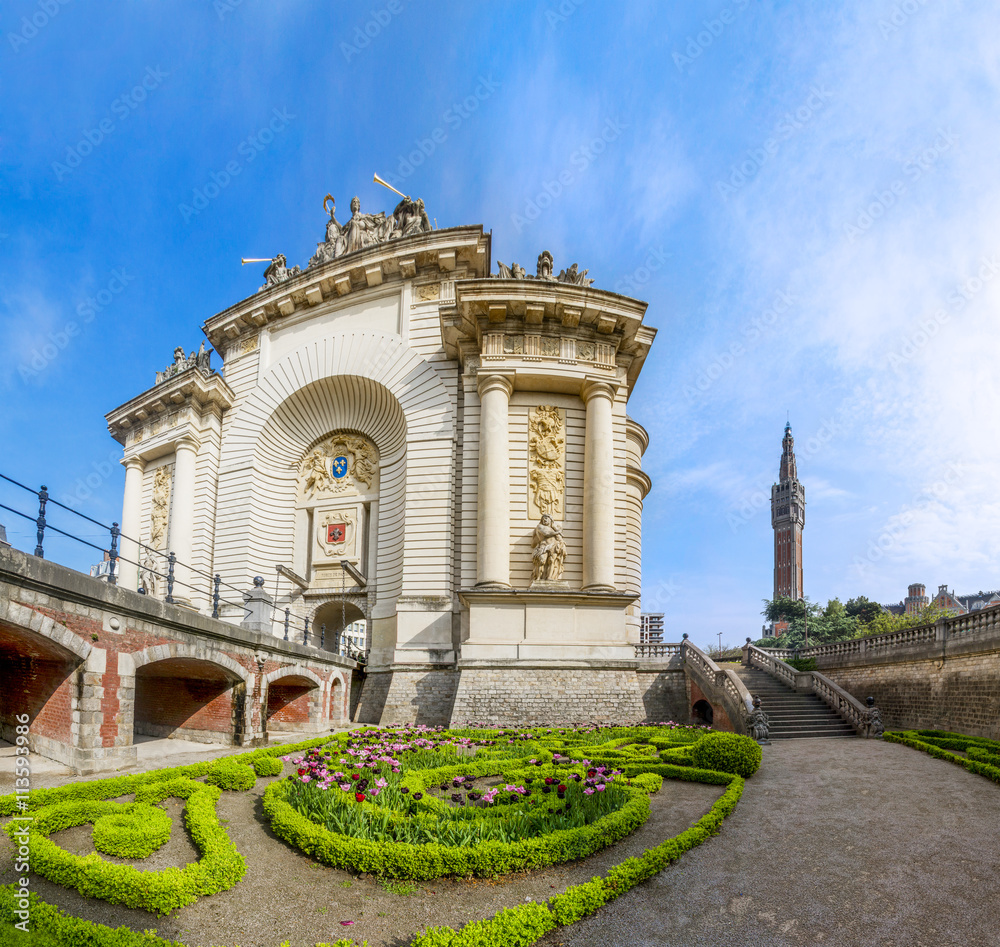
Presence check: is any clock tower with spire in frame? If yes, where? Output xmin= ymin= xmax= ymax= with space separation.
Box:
xmin=771 ymin=421 xmax=805 ymax=600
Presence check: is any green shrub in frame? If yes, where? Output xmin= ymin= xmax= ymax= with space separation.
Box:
xmin=249 ymin=754 xmax=284 ymax=777
xmin=689 ymin=732 xmax=762 ymax=778
xmin=205 ymin=757 xmax=257 ymax=791
xmin=91 ymin=803 xmax=172 ymax=859
xmin=785 ymin=657 xmax=816 ymax=672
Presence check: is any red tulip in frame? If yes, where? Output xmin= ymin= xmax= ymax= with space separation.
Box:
xmin=355 ymin=792 xmax=366 ymax=802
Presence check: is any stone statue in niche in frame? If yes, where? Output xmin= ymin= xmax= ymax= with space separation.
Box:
xmin=531 ymin=514 xmax=567 ymax=581
xmin=139 ymin=553 xmax=159 ymax=597
xmin=149 ymin=466 xmax=171 ymax=549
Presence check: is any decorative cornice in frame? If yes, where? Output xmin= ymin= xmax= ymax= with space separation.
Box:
xmin=202 ymin=226 xmax=489 ymax=352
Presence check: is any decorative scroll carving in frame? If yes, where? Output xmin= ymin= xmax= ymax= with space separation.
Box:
xmin=149 ymin=466 xmax=171 ymax=549
xmin=307 ymin=192 xmax=432 ymax=268
xmin=299 ymin=432 xmax=378 ymax=500
xmin=577 ymin=342 xmax=596 ymax=361
xmin=495 ymin=250 xmax=594 ymax=287
xmin=156 ymin=343 xmax=211 ymax=385
xmin=531 ymin=514 xmax=567 ymax=581
xmin=528 ymin=405 xmax=565 ymax=519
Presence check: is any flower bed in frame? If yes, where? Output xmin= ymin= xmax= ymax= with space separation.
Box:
xmin=0 ymin=722 xmax=750 ymax=945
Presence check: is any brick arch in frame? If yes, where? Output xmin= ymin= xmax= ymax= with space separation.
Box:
xmin=127 ymin=643 xmax=251 ymax=683
xmin=0 ymin=599 xmax=92 ymax=662
xmin=262 ymin=665 xmax=324 ymax=689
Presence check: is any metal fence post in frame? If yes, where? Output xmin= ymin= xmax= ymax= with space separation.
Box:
xmin=321 ymin=623 xmax=326 ymax=649
xmin=34 ymin=485 xmax=49 ymax=557
xmin=303 ymin=616 xmax=309 ymax=646
xmin=212 ymin=574 xmax=221 ymax=618
xmin=166 ymin=552 xmax=176 ymax=604
xmin=108 ymin=522 xmax=120 ymax=586
xmin=283 ymin=608 xmax=290 ymax=642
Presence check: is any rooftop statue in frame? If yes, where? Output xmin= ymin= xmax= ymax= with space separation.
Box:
xmin=307 ymin=191 xmax=432 ymax=268
xmin=155 ymin=341 xmax=211 ymax=385
xmin=495 ymin=250 xmax=594 ymax=287
xmin=260 ymin=253 xmax=301 ymax=290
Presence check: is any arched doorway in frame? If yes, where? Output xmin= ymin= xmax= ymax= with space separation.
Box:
xmin=0 ymin=616 xmax=88 ymax=754
xmin=692 ymin=699 xmax=714 ymax=725
xmin=133 ymin=657 xmax=246 ymax=745
xmin=313 ymin=600 xmax=367 ymax=658
xmin=264 ymin=671 xmax=321 ymax=733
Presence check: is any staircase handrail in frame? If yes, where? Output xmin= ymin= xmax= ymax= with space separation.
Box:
xmin=682 ymin=638 xmax=755 ymax=734
xmin=745 ymin=643 xmax=868 ymax=735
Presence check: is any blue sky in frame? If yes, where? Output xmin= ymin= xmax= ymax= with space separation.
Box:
xmin=1 ymin=0 xmax=997 ymax=651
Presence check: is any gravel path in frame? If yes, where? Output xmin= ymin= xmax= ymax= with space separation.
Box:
xmin=538 ymin=738 xmax=1000 ymax=947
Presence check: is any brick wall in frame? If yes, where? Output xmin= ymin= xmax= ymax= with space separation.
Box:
xmin=266 ymin=681 xmax=314 ymax=729
xmin=0 ymin=655 xmax=76 ymax=745
xmin=134 ymin=672 xmax=238 ymax=741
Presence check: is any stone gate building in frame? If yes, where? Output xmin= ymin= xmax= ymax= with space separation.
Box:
xmin=106 ymin=191 xmax=658 ymax=726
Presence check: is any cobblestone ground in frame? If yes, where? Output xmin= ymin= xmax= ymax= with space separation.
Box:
xmin=539 ymin=737 xmax=1000 ymax=947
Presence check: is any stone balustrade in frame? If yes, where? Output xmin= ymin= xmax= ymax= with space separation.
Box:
xmin=633 ymin=643 xmax=681 ymax=660
xmin=682 ymin=638 xmax=754 ymax=735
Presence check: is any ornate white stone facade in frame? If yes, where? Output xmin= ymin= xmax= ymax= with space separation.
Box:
xmin=106 ymin=209 xmax=656 ymax=725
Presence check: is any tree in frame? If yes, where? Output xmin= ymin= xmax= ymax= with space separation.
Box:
xmin=761 ymin=596 xmax=809 ymax=623
xmin=845 ymin=596 xmax=882 ymax=625
xmin=757 ymin=596 xmax=858 ymax=650
xmin=857 ymin=603 xmax=952 ymax=638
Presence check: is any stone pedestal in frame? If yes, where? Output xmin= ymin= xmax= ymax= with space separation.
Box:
xmin=242 ymin=578 xmax=273 ymax=634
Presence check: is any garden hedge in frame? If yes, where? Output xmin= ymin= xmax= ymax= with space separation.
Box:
xmin=884 ymin=730 xmax=1000 ymax=787
xmin=689 ymin=731 xmax=762 ymax=778
xmin=4 ymin=778 xmax=245 ymax=914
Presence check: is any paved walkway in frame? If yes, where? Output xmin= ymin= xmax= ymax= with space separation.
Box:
xmin=540 ymin=737 xmax=1000 ymax=947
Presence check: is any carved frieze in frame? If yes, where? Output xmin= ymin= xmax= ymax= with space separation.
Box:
xmin=298 ymin=432 xmax=378 ymax=502
xmin=528 ymin=405 xmax=565 ymax=520
xmin=149 ymin=466 xmax=171 ymax=549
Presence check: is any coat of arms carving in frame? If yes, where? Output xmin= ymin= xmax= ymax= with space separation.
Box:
xmin=528 ymin=405 xmax=566 ymax=520
xmin=299 ymin=433 xmax=378 ymax=500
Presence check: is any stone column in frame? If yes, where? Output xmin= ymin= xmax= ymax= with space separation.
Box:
xmin=582 ymin=379 xmax=618 ymax=591
xmin=168 ymin=436 xmax=199 ymax=605
xmin=119 ymin=456 xmax=145 ymax=591
xmin=476 ymin=373 xmax=514 ymax=587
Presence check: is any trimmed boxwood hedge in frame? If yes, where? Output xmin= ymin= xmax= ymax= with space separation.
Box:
xmin=884 ymin=730 xmax=1000 ymax=787
xmin=689 ymin=732 xmax=761 ymax=778
xmin=91 ymin=803 xmax=172 ymax=859
xmin=4 ymin=777 xmax=245 ymax=915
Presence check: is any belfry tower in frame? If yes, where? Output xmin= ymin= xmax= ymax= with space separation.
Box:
xmin=770 ymin=421 xmax=805 ymax=600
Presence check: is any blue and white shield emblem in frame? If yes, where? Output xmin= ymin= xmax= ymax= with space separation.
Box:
xmin=332 ymin=456 xmax=349 ymax=479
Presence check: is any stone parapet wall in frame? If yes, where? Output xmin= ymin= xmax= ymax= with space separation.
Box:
xmin=821 ymin=654 xmax=1000 ymax=740
xmin=448 ymin=665 xmax=646 ymax=728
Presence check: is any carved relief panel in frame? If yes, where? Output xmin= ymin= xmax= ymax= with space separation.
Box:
xmin=149 ymin=465 xmax=172 ymax=549
xmin=297 ymin=432 xmax=379 ymax=503
xmin=528 ymin=405 xmax=566 ymax=520
xmin=312 ymin=506 xmax=364 ymax=588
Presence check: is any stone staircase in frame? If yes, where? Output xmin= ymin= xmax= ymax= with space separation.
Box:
xmin=734 ymin=666 xmax=856 ymax=739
